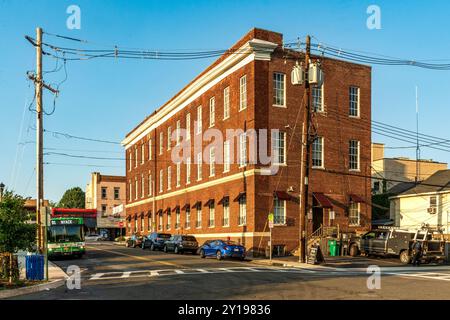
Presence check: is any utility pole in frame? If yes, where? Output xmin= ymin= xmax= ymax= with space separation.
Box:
xmin=27 ymin=27 xmax=59 ymax=281
xmin=300 ymin=35 xmax=312 ymax=263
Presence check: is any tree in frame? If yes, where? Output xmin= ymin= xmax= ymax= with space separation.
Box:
xmin=0 ymin=191 xmax=36 ymax=283
xmin=58 ymin=187 xmax=85 ymax=209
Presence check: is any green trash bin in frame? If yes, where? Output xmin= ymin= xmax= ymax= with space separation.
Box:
xmin=328 ymin=239 xmax=338 ymax=256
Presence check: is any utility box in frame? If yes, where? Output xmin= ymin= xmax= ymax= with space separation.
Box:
xmin=308 ymin=63 xmax=324 ymax=86
xmin=26 ymin=254 xmax=44 ymax=281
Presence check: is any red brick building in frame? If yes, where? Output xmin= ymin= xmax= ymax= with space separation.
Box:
xmin=122 ymin=28 xmax=372 ymax=256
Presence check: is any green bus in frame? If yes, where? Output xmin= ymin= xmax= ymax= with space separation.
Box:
xmin=47 ymin=217 xmax=86 ymax=258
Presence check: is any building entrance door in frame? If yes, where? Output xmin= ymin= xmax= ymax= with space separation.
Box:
xmin=312 ymin=207 xmax=324 ymax=233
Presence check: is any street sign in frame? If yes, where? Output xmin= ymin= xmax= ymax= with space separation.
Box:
xmin=268 ymin=212 xmax=274 ymax=229
xmin=269 ymin=221 xmax=274 ymax=229
xmin=113 ymin=204 xmax=124 ymax=215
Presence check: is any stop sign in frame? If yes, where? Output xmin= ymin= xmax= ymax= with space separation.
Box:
xmin=118 ymin=221 xmax=124 ymax=228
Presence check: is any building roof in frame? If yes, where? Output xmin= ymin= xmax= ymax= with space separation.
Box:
xmin=387 ymin=182 xmax=416 ymax=195
xmin=398 ymin=170 xmax=450 ymax=196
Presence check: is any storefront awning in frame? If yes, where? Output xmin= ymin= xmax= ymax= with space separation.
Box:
xmin=133 ymin=213 xmax=138 ymax=219
xmin=182 ymin=203 xmax=190 ymax=210
xmin=164 ymin=207 xmax=171 ymax=213
xmin=139 ymin=212 xmax=145 ymax=218
xmin=192 ymin=201 xmax=202 ymax=209
xmin=156 ymin=209 xmax=163 ymax=215
xmin=233 ymin=192 xmax=246 ymax=202
xmin=273 ymin=191 xmax=292 ymax=201
xmin=204 ymin=199 xmax=214 ymax=207
xmin=145 ymin=211 xmax=151 ymax=217
xmin=173 ymin=205 xmax=180 ymax=211
xmin=218 ymin=196 xmax=229 ymax=205
xmin=312 ymin=192 xmax=333 ymax=208
xmin=349 ymin=194 xmax=365 ymax=203
xmin=126 ymin=215 xmax=132 ymax=221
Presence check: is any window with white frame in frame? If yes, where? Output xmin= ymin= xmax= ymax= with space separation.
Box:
xmin=159 ymin=169 xmax=163 ymax=192
xmin=141 ymin=144 xmax=145 ymax=164
xmin=128 ymin=150 xmax=132 ymax=171
xmin=273 ymin=72 xmax=286 ymax=106
xmin=148 ymin=216 xmax=151 ymax=231
xmin=158 ymin=213 xmax=163 ymax=231
xmin=134 ymin=218 xmax=138 ymax=232
xmin=176 ymin=162 xmax=181 ymax=187
xmin=273 ymin=198 xmax=286 ymax=225
xmin=185 ymin=207 xmax=191 ymax=229
xmin=349 ymin=140 xmax=360 ymax=170
xmin=349 ymin=86 xmax=360 ymax=117
xmin=135 ymin=148 xmax=138 ymax=168
xmin=167 ymin=209 xmax=171 ymax=230
xmin=176 ymin=208 xmax=180 ymax=229
xmin=197 ymin=152 xmax=202 ymax=180
xmin=141 ymin=174 xmax=145 ymax=198
xmin=239 ymin=133 xmax=247 ymax=167
xmin=208 ymin=203 xmax=215 ymax=227
xmin=196 ymin=207 xmax=202 ymax=228
xmin=430 ymin=196 xmax=437 ymax=209
xmin=129 ymin=181 xmax=132 ymax=201
xmin=223 ymin=140 xmax=230 ymax=172
xmin=167 ymin=127 xmax=172 ymax=150
xmin=223 ymin=86 xmax=230 ymax=119
xmin=176 ymin=120 xmax=181 ymax=145
xmin=312 ymin=136 xmax=324 ymax=168
xmin=148 ymin=139 xmax=152 ymax=160
xmin=135 ymin=178 xmax=138 ymax=200
xmin=222 ymin=199 xmax=229 ymax=227
xmin=238 ymin=195 xmax=247 ymax=226
xmin=186 ymin=113 xmax=191 ymax=140
xmin=167 ymin=166 xmax=171 ymax=190
xmin=148 ymin=173 xmax=152 ymax=196
xmin=141 ymin=216 xmax=144 ymax=232
xmin=209 ymin=97 xmax=215 ymax=127
xmin=349 ymin=202 xmax=360 ymax=226
xmin=312 ymin=84 xmax=324 ymax=112
xmin=197 ymin=106 xmax=202 ymax=134
xmin=186 ymin=157 xmax=191 ymax=184
xmin=209 ymin=147 xmax=215 ymax=177
xmin=159 ymin=132 xmax=163 ymax=155
xmin=273 ymin=131 xmax=286 ymax=165
xmin=239 ymin=75 xmax=247 ymax=111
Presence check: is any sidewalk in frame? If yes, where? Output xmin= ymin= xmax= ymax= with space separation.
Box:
xmin=250 ymin=256 xmax=336 ymax=271
xmin=0 ymin=261 xmax=67 ymax=299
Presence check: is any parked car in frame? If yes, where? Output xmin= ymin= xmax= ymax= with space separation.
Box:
xmin=126 ymin=234 xmax=144 ymax=248
xmin=142 ymin=232 xmax=172 ymax=251
xmin=163 ymin=235 xmax=198 ymax=254
xmin=349 ymin=228 xmax=446 ymax=264
xmin=85 ymin=234 xmax=104 ymax=241
xmin=199 ymin=240 xmax=246 ymax=260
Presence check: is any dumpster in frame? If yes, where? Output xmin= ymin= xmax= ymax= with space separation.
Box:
xmin=26 ymin=254 xmax=44 ymax=281
xmin=328 ymin=239 xmax=340 ymax=257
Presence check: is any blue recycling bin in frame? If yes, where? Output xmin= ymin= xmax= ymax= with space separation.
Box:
xmin=26 ymin=254 xmax=44 ymax=281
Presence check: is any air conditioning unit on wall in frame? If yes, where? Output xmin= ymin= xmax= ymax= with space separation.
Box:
xmin=427 ymin=207 xmax=437 ymax=214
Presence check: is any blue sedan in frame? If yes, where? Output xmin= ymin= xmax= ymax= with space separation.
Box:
xmin=199 ymin=240 xmax=246 ymax=261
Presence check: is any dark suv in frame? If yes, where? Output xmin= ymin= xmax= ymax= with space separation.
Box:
xmin=163 ymin=235 xmax=198 ymax=254
xmin=142 ymin=232 xmax=172 ymax=251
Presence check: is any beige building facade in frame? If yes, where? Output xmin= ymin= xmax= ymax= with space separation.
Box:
xmin=372 ymin=143 xmax=447 ymax=194
xmin=85 ymin=172 xmax=127 ymax=238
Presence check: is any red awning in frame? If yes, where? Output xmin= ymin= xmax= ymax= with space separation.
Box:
xmin=204 ymin=199 xmax=214 ymax=207
xmin=144 ymin=211 xmax=151 ymax=217
xmin=273 ymin=191 xmax=292 ymax=201
xmin=192 ymin=201 xmax=202 ymax=209
xmin=181 ymin=203 xmax=190 ymax=210
xmin=218 ymin=196 xmax=229 ymax=205
xmin=126 ymin=215 xmax=132 ymax=221
xmin=139 ymin=212 xmax=145 ymax=218
xmin=164 ymin=207 xmax=171 ymax=213
xmin=156 ymin=209 xmax=163 ymax=215
xmin=349 ymin=194 xmax=365 ymax=203
xmin=312 ymin=192 xmax=333 ymax=208
xmin=173 ymin=205 xmax=180 ymax=211
xmin=233 ymin=192 xmax=246 ymax=202
xmin=133 ymin=213 xmax=138 ymax=219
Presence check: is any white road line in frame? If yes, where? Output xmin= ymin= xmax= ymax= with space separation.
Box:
xmin=149 ymin=271 xmax=159 ymax=277
xmin=121 ymin=272 xmax=131 ymax=278
xmin=90 ymin=273 xmax=105 ymax=280
xmin=174 ymin=270 xmax=185 ymax=274
xmin=197 ymin=269 xmax=209 ymax=273
xmin=218 ymin=268 xmax=234 ymax=272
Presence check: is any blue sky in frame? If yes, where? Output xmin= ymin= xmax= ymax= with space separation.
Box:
xmin=1 ymin=0 xmax=449 ymax=202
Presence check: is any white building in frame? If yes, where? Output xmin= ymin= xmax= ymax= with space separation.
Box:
xmin=390 ymin=170 xmax=450 ymax=234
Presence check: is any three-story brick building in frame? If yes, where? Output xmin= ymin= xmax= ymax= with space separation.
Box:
xmin=122 ymin=28 xmax=372 ymax=255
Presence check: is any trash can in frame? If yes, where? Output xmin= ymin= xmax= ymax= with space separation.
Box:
xmin=26 ymin=254 xmax=44 ymax=281
xmin=328 ymin=239 xmax=339 ymax=257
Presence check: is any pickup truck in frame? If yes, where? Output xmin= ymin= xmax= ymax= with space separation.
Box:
xmin=348 ymin=228 xmax=446 ymax=264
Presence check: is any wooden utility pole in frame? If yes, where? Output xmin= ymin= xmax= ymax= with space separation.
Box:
xmin=35 ymin=27 xmax=44 ymax=253
xmin=300 ymin=35 xmax=312 ymax=263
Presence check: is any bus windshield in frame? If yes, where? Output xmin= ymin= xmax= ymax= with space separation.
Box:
xmin=48 ymin=225 xmax=84 ymax=243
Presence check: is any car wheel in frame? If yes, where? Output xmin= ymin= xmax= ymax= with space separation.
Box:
xmin=216 ymin=250 xmax=223 ymax=261
xmin=174 ymin=246 xmax=179 ymax=254
xmin=200 ymin=249 xmax=206 ymax=258
xmin=400 ymin=250 xmax=411 ymax=264
xmin=349 ymin=244 xmax=359 ymax=257
xmin=163 ymin=245 xmax=168 ymax=253
xmin=150 ymin=244 xmax=155 ymax=251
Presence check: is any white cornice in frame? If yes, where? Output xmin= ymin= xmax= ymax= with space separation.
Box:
xmin=122 ymin=38 xmax=278 ymax=149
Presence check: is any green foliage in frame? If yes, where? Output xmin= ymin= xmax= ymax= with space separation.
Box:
xmin=58 ymin=187 xmax=85 ymax=209
xmin=0 ymin=191 xmax=36 ymax=254
xmin=372 ymin=193 xmax=392 ymax=220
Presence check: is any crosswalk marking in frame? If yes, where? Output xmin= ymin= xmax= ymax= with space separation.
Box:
xmin=174 ymin=270 xmax=184 ymax=274
xmin=121 ymin=272 xmax=131 ymax=278
xmin=90 ymin=273 xmax=105 ymax=280
xmin=149 ymin=270 xmax=159 ymax=277
xmin=196 ymin=269 xmax=208 ymax=273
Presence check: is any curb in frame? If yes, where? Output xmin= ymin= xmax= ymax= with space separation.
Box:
xmin=249 ymin=259 xmax=337 ymax=271
xmin=0 ymin=278 xmax=65 ymax=299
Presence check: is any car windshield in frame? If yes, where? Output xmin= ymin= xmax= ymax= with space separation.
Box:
xmin=182 ymin=236 xmax=197 ymax=241
xmin=223 ymin=241 xmax=237 ymax=245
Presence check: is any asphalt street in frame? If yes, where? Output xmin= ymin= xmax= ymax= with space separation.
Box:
xmin=11 ymin=242 xmax=450 ymax=300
